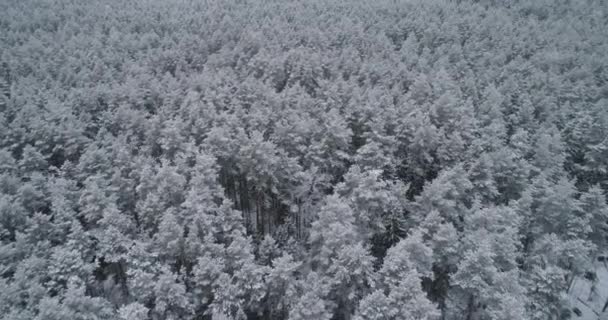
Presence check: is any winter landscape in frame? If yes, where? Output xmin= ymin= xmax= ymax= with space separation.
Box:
xmin=0 ymin=0 xmax=607 ymax=319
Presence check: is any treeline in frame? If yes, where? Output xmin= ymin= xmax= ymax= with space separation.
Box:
xmin=0 ymin=0 xmax=607 ymax=319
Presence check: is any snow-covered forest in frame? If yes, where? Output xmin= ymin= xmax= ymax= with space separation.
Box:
xmin=1 ymin=0 xmax=607 ymax=319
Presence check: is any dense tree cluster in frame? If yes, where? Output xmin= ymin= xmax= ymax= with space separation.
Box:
xmin=1 ymin=0 xmax=607 ymax=319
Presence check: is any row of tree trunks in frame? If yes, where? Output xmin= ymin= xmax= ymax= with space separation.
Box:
xmin=219 ymin=167 xmax=291 ymax=238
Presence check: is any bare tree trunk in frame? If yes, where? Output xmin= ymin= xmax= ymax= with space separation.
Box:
xmin=256 ymin=191 xmax=263 ymax=236
xmin=296 ymin=201 xmax=301 ymax=240
xmin=465 ymin=295 xmax=475 ymax=320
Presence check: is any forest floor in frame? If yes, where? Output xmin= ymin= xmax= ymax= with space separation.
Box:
xmin=569 ymin=259 xmax=608 ymax=319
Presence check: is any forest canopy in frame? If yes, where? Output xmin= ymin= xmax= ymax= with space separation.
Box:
xmin=0 ymin=0 xmax=607 ymax=319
